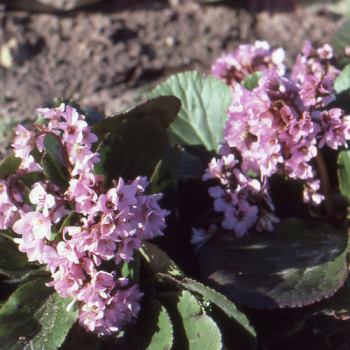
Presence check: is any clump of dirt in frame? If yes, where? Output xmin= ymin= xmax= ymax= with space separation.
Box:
xmin=0 ymin=2 xmax=339 ymax=159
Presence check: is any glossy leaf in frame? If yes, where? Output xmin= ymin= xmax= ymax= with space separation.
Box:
xmin=44 ymin=134 xmax=66 ymax=166
xmin=334 ymin=64 xmax=350 ymax=93
xmin=157 ymin=290 xmax=222 ymax=350
xmin=0 ymin=153 xmax=21 ymax=180
xmin=148 ymin=72 xmax=232 ymax=153
xmin=58 ymin=212 xmax=79 ymax=236
xmin=145 ymin=299 xmax=173 ymax=350
xmin=199 ymin=218 xmax=349 ymax=308
xmin=112 ymin=298 xmax=173 ymax=350
xmin=338 ymin=150 xmax=350 ymax=203
xmin=0 ymin=278 xmax=53 ymax=347
xmin=158 ymin=146 xmax=203 ymax=184
xmin=241 ymin=71 xmax=263 ymax=90
xmin=120 ymin=252 xmax=140 ymax=285
xmin=91 ymin=96 xmax=181 ymax=151
xmin=181 ymin=278 xmax=256 ymax=337
xmin=0 ymin=239 xmax=34 ymax=279
xmin=140 ymin=241 xmax=184 ymax=278
xmin=95 ymin=115 xmax=169 ymax=186
xmin=24 ymin=293 xmax=78 ymax=350
xmin=41 ymin=151 xmax=70 ymax=189
xmin=0 ymin=279 xmax=78 ymax=350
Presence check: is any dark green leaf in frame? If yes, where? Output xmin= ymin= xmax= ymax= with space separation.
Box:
xmin=148 ymin=72 xmax=232 ymax=153
xmin=41 ymin=151 xmax=70 ymax=189
xmin=199 ymin=218 xmax=349 ymax=308
xmin=178 ymin=148 xmax=203 ymax=181
xmin=334 ymin=64 xmax=350 ymax=93
xmin=181 ymin=278 xmax=256 ymax=337
xmin=112 ymin=297 xmax=173 ymax=350
xmin=241 ymin=71 xmax=263 ymax=90
xmin=91 ymin=96 xmax=181 ymax=151
xmin=156 ymin=291 xmax=222 ymax=350
xmin=95 ymin=115 xmax=169 ymax=185
xmin=181 ymin=278 xmax=256 ymax=350
xmin=0 ymin=278 xmax=78 ymax=350
xmin=22 ymin=293 xmax=78 ymax=350
xmin=140 ymin=241 xmax=184 ymax=278
xmin=79 ymin=106 xmax=106 ymax=125
xmin=120 ymin=252 xmax=140 ymax=285
xmin=6 ymin=266 xmax=50 ymax=287
xmin=338 ymin=150 xmax=350 ymax=203
xmin=157 ymin=146 xmax=203 ymax=184
xmin=145 ymin=299 xmax=173 ymax=350
xmin=58 ymin=211 xmax=79 ymax=236
xmin=0 ymin=239 xmax=34 ymax=279
xmin=0 ymin=278 xmax=54 ymax=347
xmin=44 ymin=134 xmax=66 ymax=166
xmin=150 ymin=159 xmax=176 ymax=195
xmin=0 ymin=154 xmax=21 ymax=180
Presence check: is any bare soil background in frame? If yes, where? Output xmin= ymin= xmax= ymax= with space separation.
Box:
xmin=0 ymin=1 xmax=340 ymax=159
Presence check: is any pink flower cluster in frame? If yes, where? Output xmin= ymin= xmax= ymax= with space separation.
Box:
xmin=202 ymin=154 xmax=279 ymax=237
xmin=6 ymin=104 xmax=169 ymax=334
xmin=192 ymin=41 xmax=347 ymax=245
xmin=211 ymin=40 xmax=286 ymax=85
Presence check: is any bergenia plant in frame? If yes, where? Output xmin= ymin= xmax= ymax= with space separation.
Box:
xmin=3 ymin=28 xmax=350 ymax=349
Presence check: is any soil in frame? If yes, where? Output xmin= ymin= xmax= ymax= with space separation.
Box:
xmin=0 ymin=1 xmax=340 ymax=160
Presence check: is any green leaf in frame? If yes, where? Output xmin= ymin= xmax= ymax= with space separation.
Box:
xmin=44 ymin=134 xmax=66 ymax=166
xmin=79 ymin=106 xmax=106 ymax=126
xmin=7 ymin=266 xmax=50 ymax=287
xmin=148 ymin=72 xmax=232 ymax=153
xmin=146 ymin=299 xmax=173 ymax=350
xmin=120 ymin=252 xmax=140 ymax=285
xmin=0 ymin=239 xmax=34 ymax=279
xmin=140 ymin=241 xmax=184 ymax=278
xmin=199 ymin=218 xmax=349 ymax=309
xmin=91 ymin=96 xmax=181 ymax=151
xmin=150 ymin=159 xmax=176 ymax=195
xmin=0 ymin=153 xmax=21 ymax=180
xmin=331 ymin=19 xmax=350 ymax=55
xmin=58 ymin=211 xmax=79 ymax=236
xmin=0 ymin=278 xmax=78 ymax=350
xmin=95 ymin=115 xmax=170 ymax=185
xmin=156 ymin=291 xmax=222 ymax=350
xmin=41 ymin=151 xmax=70 ymax=189
xmin=241 ymin=71 xmax=263 ymax=90
xmin=180 ymin=279 xmax=256 ymax=350
xmin=181 ymin=278 xmax=256 ymax=337
xmin=112 ymin=298 xmax=173 ymax=350
xmin=0 ymin=278 xmax=53 ymax=346
xmin=22 ymin=294 xmax=78 ymax=350
xmin=338 ymin=150 xmax=350 ymax=203
xmin=158 ymin=146 xmax=203 ymax=184
xmin=334 ymin=64 xmax=350 ymax=93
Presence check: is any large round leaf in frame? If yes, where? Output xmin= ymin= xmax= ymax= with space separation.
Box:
xmin=157 ymin=290 xmax=222 ymax=350
xmin=148 ymin=72 xmax=232 ymax=153
xmin=199 ymin=218 xmax=349 ymax=309
xmin=0 ymin=278 xmax=78 ymax=349
xmin=95 ymin=115 xmax=170 ymax=186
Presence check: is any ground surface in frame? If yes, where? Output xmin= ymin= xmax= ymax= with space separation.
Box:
xmin=0 ymin=1 xmax=340 ymax=159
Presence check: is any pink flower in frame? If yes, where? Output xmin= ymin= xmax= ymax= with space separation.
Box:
xmin=58 ymin=105 xmax=88 ymax=144
xmin=29 ymin=182 xmax=56 ymax=217
xmin=13 ymin=211 xmax=52 ymax=241
xmin=12 ymin=124 xmax=36 ymax=160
